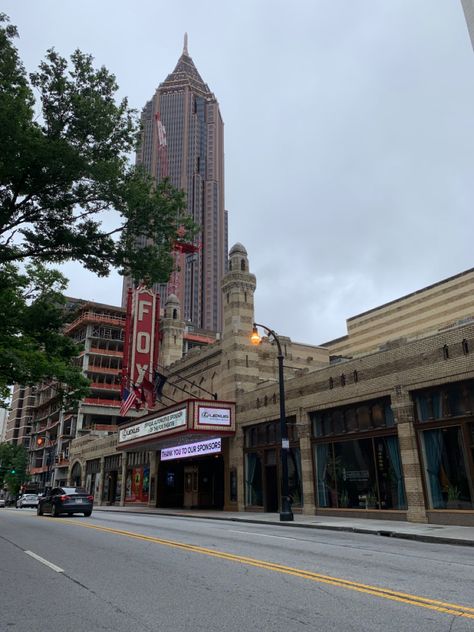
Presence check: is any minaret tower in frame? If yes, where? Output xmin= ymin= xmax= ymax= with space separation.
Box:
xmin=220 ymin=243 xmax=259 ymax=400
xmin=160 ymin=294 xmax=185 ymax=368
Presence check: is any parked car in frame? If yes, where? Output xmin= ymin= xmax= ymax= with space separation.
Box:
xmin=0 ymin=497 xmax=5 ymax=508
xmin=37 ymin=487 xmax=94 ymax=517
xmin=16 ymin=494 xmax=39 ymax=508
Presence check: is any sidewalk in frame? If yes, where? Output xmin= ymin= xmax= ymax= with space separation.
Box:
xmin=94 ymin=505 xmax=474 ymax=547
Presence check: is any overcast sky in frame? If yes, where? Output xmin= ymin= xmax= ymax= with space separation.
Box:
xmin=4 ymin=1 xmax=474 ymax=344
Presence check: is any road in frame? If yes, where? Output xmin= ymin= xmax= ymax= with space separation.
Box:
xmin=1 ymin=508 xmax=473 ymax=631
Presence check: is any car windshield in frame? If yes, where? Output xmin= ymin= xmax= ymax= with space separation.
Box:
xmin=24 ymin=495 xmax=37 ymax=499
xmin=61 ymin=487 xmax=88 ymax=495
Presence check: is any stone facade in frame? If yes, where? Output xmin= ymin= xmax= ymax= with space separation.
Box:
xmin=69 ymin=246 xmax=474 ymax=526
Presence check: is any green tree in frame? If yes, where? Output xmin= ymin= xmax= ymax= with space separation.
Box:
xmin=0 ymin=262 xmax=90 ymax=405
xmin=0 ymin=15 xmax=197 ymax=399
xmin=0 ymin=442 xmax=29 ymax=495
xmin=0 ymin=14 xmax=195 ymax=281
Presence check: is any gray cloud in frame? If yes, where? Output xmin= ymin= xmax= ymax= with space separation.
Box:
xmin=4 ymin=0 xmax=474 ymax=343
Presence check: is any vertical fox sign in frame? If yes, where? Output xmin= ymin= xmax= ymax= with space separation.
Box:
xmin=121 ymin=286 xmax=160 ymax=409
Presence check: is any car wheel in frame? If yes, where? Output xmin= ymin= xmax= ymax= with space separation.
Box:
xmin=84 ymin=511 xmax=92 ymax=517
xmin=37 ymin=505 xmax=43 ymax=516
xmin=51 ymin=504 xmax=58 ymax=517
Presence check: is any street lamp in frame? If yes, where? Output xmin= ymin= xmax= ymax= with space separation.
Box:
xmin=251 ymin=323 xmax=294 ymax=522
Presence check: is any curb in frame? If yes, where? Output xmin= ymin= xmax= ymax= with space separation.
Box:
xmin=93 ymin=507 xmax=474 ymax=548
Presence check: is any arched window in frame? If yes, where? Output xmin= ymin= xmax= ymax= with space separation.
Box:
xmin=241 ymin=259 xmax=246 ymax=271
xmin=442 ymin=344 xmax=449 ymax=360
xmin=329 ymin=377 xmax=334 ymax=390
xmin=71 ymin=462 xmax=82 ymax=487
xmin=172 ymin=308 xmax=178 ymax=320
xmin=462 ymin=339 xmax=469 ymax=355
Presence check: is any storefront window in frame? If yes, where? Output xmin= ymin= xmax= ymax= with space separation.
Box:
xmin=245 ymin=452 xmax=263 ymax=506
xmin=312 ymin=397 xmax=394 ymax=437
xmin=244 ymin=420 xmax=299 ymax=510
xmin=315 ymin=444 xmax=337 ymax=508
xmin=334 ymin=439 xmax=376 ymax=509
xmin=415 ymin=380 xmax=474 ymax=422
xmin=421 ymin=427 xmax=473 ymax=509
xmin=125 ymin=466 xmax=149 ymax=503
xmin=314 ymin=436 xmax=407 ymax=510
xmin=288 ymin=448 xmax=302 ymax=507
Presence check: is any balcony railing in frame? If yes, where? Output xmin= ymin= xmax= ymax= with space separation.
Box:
xmin=89 ymin=347 xmax=123 ymax=357
xmin=87 ymin=366 xmax=121 ymax=374
xmin=64 ymin=311 xmax=125 ymax=333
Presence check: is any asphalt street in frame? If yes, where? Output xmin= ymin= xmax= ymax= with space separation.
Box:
xmin=1 ymin=508 xmax=473 ymax=631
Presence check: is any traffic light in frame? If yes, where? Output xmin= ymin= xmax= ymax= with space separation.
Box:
xmin=10 ymin=469 xmax=15 ymax=475
xmin=37 ymin=437 xmax=44 ymax=447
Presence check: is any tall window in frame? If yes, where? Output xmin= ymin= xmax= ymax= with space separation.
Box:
xmin=414 ymin=380 xmax=474 ymax=510
xmin=312 ymin=397 xmax=406 ymax=510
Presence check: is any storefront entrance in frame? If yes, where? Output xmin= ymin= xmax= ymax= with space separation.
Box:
xmin=184 ymin=465 xmax=199 ymax=508
xmin=158 ymin=456 xmax=224 ymax=509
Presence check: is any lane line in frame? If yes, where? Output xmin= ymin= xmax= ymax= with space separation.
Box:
xmin=37 ymin=517 xmax=474 ymax=619
xmin=25 ymin=550 xmax=64 ymax=573
xmin=228 ymin=529 xmax=298 ymax=541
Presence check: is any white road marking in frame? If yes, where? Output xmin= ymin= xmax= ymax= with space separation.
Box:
xmin=25 ymin=550 xmax=64 ymax=573
xmin=228 ymin=529 xmax=297 ymax=541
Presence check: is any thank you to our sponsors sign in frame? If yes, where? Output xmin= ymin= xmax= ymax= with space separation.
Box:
xmin=161 ymin=438 xmax=222 ymax=461
xmin=198 ymin=406 xmax=231 ymax=427
xmin=119 ymin=408 xmax=187 ymax=443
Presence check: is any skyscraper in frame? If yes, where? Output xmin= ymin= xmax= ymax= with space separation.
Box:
xmin=461 ymin=0 xmax=474 ymax=50
xmin=123 ymin=36 xmax=228 ymax=333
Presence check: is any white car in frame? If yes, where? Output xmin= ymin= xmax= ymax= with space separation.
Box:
xmin=16 ymin=494 xmax=39 ymax=508
xmin=0 ymin=497 xmax=5 ymax=508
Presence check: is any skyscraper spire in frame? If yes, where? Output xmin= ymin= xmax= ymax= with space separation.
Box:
xmin=125 ymin=38 xmax=226 ymax=332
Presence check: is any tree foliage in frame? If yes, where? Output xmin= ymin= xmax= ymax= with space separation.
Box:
xmin=0 ymin=262 xmax=90 ymax=406
xmin=0 ymin=14 xmax=197 ymax=398
xmin=0 ymin=442 xmax=29 ymax=494
xmin=0 ymin=13 xmax=196 ymax=283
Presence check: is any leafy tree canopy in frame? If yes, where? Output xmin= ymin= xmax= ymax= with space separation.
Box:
xmin=0 ymin=262 xmax=90 ymax=406
xmin=0 ymin=13 xmax=196 ymax=282
xmin=0 ymin=15 xmax=197 ymax=400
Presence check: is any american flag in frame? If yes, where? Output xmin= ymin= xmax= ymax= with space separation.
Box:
xmin=120 ymin=388 xmax=139 ymax=417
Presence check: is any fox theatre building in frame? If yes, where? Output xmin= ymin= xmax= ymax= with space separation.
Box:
xmin=117 ymin=399 xmax=235 ymax=510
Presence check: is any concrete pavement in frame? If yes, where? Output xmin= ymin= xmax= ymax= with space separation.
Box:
xmin=93 ymin=505 xmax=474 ymax=547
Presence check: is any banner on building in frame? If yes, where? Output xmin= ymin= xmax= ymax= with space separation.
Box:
xmin=121 ymin=286 xmax=160 ymax=412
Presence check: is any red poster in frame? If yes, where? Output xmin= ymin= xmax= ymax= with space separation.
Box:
xmin=131 ymin=467 xmax=142 ymax=501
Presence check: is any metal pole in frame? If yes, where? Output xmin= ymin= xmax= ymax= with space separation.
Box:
xmin=253 ymin=323 xmax=294 ymax=522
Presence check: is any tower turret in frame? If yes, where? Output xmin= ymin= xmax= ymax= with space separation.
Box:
xmin=220 ymin=243 xmax=259 ymax=399
xmin=160 ymin=294 xmax=185 ymax=367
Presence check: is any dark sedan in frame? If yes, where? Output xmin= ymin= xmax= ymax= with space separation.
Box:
xmin=37 ymin=487 xmax=94 ymax=517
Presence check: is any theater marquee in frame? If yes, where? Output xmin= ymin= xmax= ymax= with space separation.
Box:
xmin=117 ymin=399 xmax=235 ymax=451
